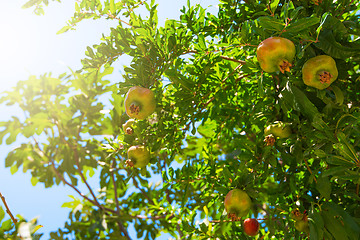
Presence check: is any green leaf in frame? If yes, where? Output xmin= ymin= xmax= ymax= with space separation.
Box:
xmin=322 ymin=209 xmax=348 ymax=240
xmin=0 ymin=207 xmax=5 ymax=222
xmin=257 ymin=16 xmax=284 ymax=32
xmin=292 ymin=141 xmax=304 ymax=164
xmin=311 ymin=114 xmax=338 ymax=142
xmin=308 ymin=210 xmax=324 ymax=240
xmin=197 ymin=34 xmax=206 ymax=50
xmin=316 ymin=175 xmax=331 ymax=200
xmin=314 ymin=149 xmax=327 ymax=158
xmin=10 ymin=164 xmax=18 ymax=175
xmin=168 ymin=167 xmax=174 ymax=180
xmin=75 ymin=2 xmax=80 ymax=12
xmin=1 ymin=219 xmax=13 ymax=231
xmin=203 ymin=205 xmax=209 ymax=216
xmin=323 ymin=202 xmax=360 ymax=239
xmin=326 ymin=155 xmax=355 ymax=166
xmin=335 ymin=132 xmax=359 ymax=163
xmin=281 ymin=81 xmax=319 ymax=120
xmin=258 ymin=74 xmax=264 ymax=97
xmin=31 ymin=177 xmax=39 ymax=186
xmin=165 ymin=68 xmax=195 ymax=90
xmin=314 ymin=15 xmax=360 ymax=58
xmin=22 ymin=0 xmax=42 ymax=9
xmin=57 ymin=26 xmax=72 ymax=35
xmin=110 ymin=0 xmax=116 ymax=14
xmin=322 ymin=166 xmax=349 ymax=177
xmin=331 ymin=86 xmax=344 ymax=106
xmin=316 ymin=30 xmax=360 ymax=59
xmin=290 ymin=6 xmax=304 ymax=19
xmin=286 ymin=17 xmax=319 ymax=33
xmin=270 ymin=0 xmax=280 ymax=13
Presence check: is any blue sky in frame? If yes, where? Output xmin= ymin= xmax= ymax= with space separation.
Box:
xmin=0 ymin=0 xmax=218 ymax=239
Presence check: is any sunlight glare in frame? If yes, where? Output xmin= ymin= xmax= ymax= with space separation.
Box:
xmin=0 ymin=9 xmax=45 ymax=90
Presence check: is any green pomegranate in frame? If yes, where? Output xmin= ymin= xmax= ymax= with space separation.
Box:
xmin=302 ymin=55 xmax=338 ymax=90
xmin=257 ymin=37 xmax=296 ymax=73
xmin=291 ymin=209 xmax=309 ymax=233
xmin=264 ymin=121 xmax=292 ymax=139
xmin=127 ymin=145 xmax=150 ymax=168
xmin=294 ymin=219 xmax=309 ymax=233
xmin=124 ymin=86 xmax=156 ymax=120
xmin=224 ymin=189 xmax=252 ymax=219
xmin=122 ymin=119 xmax=135 ymax=135
xmin=290 ymin=209 xmax=304 ymax=221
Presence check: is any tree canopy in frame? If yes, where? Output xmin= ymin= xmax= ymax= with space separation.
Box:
xmin=1 ymin=0 xmax=360 ymax=239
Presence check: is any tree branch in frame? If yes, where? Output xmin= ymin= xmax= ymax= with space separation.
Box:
xmin=132 ymin=176 xmax=155 ymax=205
xmin=219 ymin=55 xmax=246 ymax=64
xmin=177 ymin=224 xmax=184 ymax=239
xmin=131 ymin=213 xmax=175 ymax=220
xmin=0 ymin=192 xmax=17 ymax=225
xmin=73 ymin=145 xmax=102 ymax=207
xmin=55 ymin=118 xmax=102 ymax=209
xmin=49 ymin=161 xmax=119 ymax=214
xmin=182 ymin=49 xmax=247 ymax=64
xmin=50 ymin=161 xmax=96 ymax=206
xmin=110 ymin=160 xmax=131 ymax=239
xmin=304 ymin=158 xmax=317 ymax=183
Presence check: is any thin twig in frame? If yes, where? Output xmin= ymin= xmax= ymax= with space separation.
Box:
xmin=131 ymin=213 xmax=175 ymax=220
xmin=73 ymin=146 xmax=102 ymax=206
xmin=0 ymin=192 xmax=17 ymax=224
xmin=50 ymin=162 xmax=98 ymax=207
xmin=219 ymin=55 xmax=246 ymax=64
xmin=106 ymin=13 xmax=132 ymax=26
xmin=50 ymin=162 xmax=118 ymax=215
xmin=210 ymin=219 xmax=242 ymax=223
xmin=177 ymin=224 xmax=184 ymax=239
xmin=132 ymin=177 xmax=155 ymax=205
xmin=79 ymin=11 xmax=132 ymax=26
xmin=202 ymin=65 xmax=244 ymax=109
xmin=183 ymin=49 xmax=247 ymax=65
xmin=304 ymin=159 xmax=317 ymax=183
xmin=55 ymin=118 xmax=102 ymax=209
xmin=111 ymin=162 xmax=121 ymax=215
xmin=183 ymin=70 xmax=249 ymax=132
xmin=116 ymin=221 xmax=132 ymax=240
xmin=32 ymin=136 xmax=117 ymax=214
xmin=210 ymin=217 xmax=278 ymax=223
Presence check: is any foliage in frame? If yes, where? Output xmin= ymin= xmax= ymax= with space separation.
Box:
xmin=1 ymin=0 xmax=360 ymax=239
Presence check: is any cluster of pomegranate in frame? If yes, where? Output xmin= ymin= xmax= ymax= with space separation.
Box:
xmin=258 ymin=36 xmax=338 ymax=145
xmin=122 ymin=86 xmax=156 ymax=168
xmin=257 ymin=36 xmax=338 ymax=90
xmin=256 ymin=36 xmax=327 ymax=235
xmin=221 ymin=36 xmax=331 ymax=237
xmin=224 ymin=189 xmax=260 ymax=236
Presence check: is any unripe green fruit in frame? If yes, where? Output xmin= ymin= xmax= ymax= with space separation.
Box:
xmin=127 ymin=145 xmax=150 ymax=168
xmin=122 ymin=119 xmax=135 ymax=135
xmin=264 ymin=121 xmax=292 ymax=139
xmin=302 ymin=55 xmax=338 ymax=90
xmin=294 ymin=219 xmax=309 ymax=233
xmin=124 ymin=86 xmax=156 ymax=120
xmin=257 ymin=37 xmax=295 ymax=73
xmin=290 ymin=209 xmax=304 ymax=221
xmin=224 ymin=189 xmax=252 ymax=219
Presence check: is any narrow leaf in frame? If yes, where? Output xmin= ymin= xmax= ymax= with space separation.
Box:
xmin=316 ymin=175 xmax=331 ymax=200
